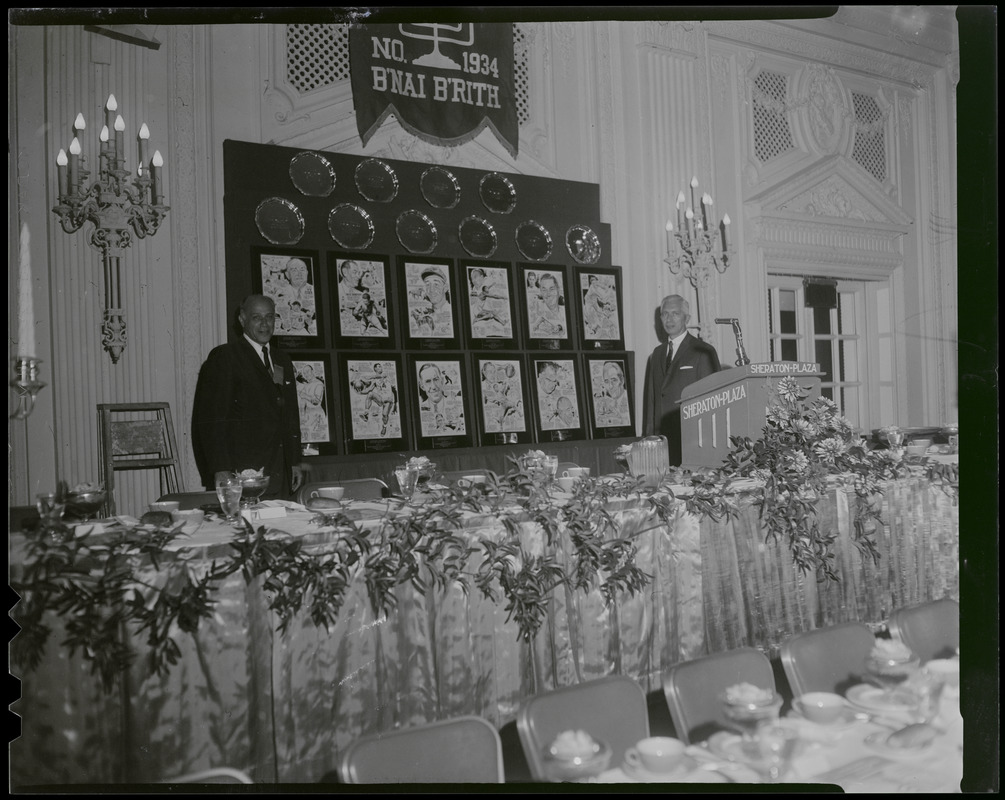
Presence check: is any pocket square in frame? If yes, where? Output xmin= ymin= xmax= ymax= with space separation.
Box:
xmin=680 ymin=365 xmax=694 ymax=370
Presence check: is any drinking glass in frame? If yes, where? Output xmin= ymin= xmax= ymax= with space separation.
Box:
xmin=543 ymin=455 xmax=559 ymax=481
xmin=866 ymin=651 xmax=920 ymax=701
xmin=885 ymin=427 xmax=905 ymax=449
xmin=721 ymin=690 xmax=783 ymax=759
xmin=216 ymin=474 xmax=243 ymax=523
xmin=755 ymin=721 xmax=800 ymax=782
xmin=395 ymin=467 xmax=419 ymax=501
xmin=36 ymin=492 xmax=65 ymax=523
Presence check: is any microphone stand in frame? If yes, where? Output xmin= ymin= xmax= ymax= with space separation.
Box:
xmin=715 ymin=318 xmax=751 ymax=367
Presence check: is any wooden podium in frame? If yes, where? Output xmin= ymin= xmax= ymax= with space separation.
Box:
xmin=678 ymin=362 xmax=824 ymax=469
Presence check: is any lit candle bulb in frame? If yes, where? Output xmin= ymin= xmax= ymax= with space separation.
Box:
xmin=690 ymin=176 xmax=699 ymax=215
xmin=151 ymin=149 xmax=164 ymax=204
xmin=56 ymin=148 xmax=68 ymax=196
xmin=721 ymin=213 xmax=730 ymax=252
xmin=138 ymin=123 xmax=150 ymax=169
xmin=701 ymin=192 xmax=712 ymax=229
xmin=665 ymin=219 xmax=676 ymax=256
xmin=74 ymin=112 xmax=86 ymax=133
xmin=114 ymin=114 xmax=125 ymax=161
xmin=68 ymin=136 xmax=81 ymax=194
xmin=105 ymin=94 xmax=117 ymax=154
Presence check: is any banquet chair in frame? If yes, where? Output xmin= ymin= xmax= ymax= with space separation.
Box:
xmin=297 ymin=478 xmax=389 ymax=504
xmin=156 ymin=491 xmax=218 ymax=511
xmin=98 ymin=402 xmax=183 ymax=516
xmin=337 ymin=715 xmax=504 ymax=783
xmin=662 ymin=646 xmax=776 ymax=745
xmin=168 ymin=766 xmax=254 ymax=784
xmin=780 ymin=621 xmax=876 ymax=697
xmin=516 ymin=675 xmax=649 ymax=781
xmin=887 ymin=598 xmax=959 ymax=662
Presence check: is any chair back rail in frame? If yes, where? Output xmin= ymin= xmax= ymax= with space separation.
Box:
xmin=887 ymin=598 xmax=959 ymax=662
xmin=516 ymin=675 xmax=649 ymax=781
xmin=338 ymin=715 xmax=504 ymax=783
xmin=780 ymin=621 xmax=876 ymax=697
xmin=662 ymin=646 xmax=776 ymax=745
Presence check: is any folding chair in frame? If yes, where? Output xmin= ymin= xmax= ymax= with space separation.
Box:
xmin=98 ymin=402 xmax=183 ymax=516
xmin=887 ymin=598 xmax=959 ymax=662
xmin=662 ymin=646 xmax=776 ymax=744
xmin=780 ymin=621 xmax=876 ymax=697
xmin=516 ymin=675 xmax=649 ymax=781
xmin=337 ymin=716 xmax=504 ymax=783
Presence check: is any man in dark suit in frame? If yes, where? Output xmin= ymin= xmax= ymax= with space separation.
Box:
xmin=192 ymin=294 xmax=304 ymax=499
xmin=642 ymin=294 xmax=721 ymax=466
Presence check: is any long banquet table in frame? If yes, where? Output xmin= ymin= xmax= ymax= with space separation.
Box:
xmin=9 ymin=473 xmax=958 ymax=786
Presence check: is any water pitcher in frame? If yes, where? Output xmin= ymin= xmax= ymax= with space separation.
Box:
xmin=629 ymin=435 xmax=669 ymax=488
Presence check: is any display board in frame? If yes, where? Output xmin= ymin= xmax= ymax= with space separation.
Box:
xmin=223 ymin=139 xmax=634 ymax=457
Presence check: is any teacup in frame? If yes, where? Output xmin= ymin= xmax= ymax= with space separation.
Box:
xmin=150 ymin=500 xmax=180 ymax=513
xmin=562 ymin=467 xmax=590 ymax=479
xmin=311 ymin=487 xmax=345 ymax=501
xmin=458 ymin=475 xmax=487 ymax=488
xmin=624 ymin=736 xmax=686 ymax=774
xmin=794 ymin=692 xmax=847 ymax=724
xmin=556 ymin=476 xmax=576 ymax=493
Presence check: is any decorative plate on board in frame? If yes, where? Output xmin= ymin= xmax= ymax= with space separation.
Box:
xmin=514 ymin=220 xmax=553 ymax=261
xmin=479 ymin=172 xmax=517 ymax=214
xmin=289 ymin=151 xmax=336 ymax=197
xmin=354 ymin=158 xmax=399 ymax=202
xmin=566 ymin=224 xmax=602 ymax=264
xmin=254 ymin=197 xmax=305 ymax=245
xmin=328 ymin=203 xmax=375 ymax=250
xmin=396 ymin=210 xmax=438 ymax=254
xmin=458 ymin=215 xmax=498 ymax=258
xmin=420 ymin=166 xmax=461 ymax=209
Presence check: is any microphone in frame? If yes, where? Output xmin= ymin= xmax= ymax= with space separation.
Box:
xmin=715 ymin=318 xmax=738 ymax=325
xmin=715 ymin=318 xmax=751 ymax=366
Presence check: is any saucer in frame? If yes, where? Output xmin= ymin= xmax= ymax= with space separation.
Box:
xmin=790 ymin=704 xmax=860 ymax=728
xmin=707 ymin=732 xmax=757 ymax=763
xmin=621 ymin=755 xmax=698 ymax=782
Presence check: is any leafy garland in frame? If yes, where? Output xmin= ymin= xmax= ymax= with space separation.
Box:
xmin=11 ymin=386 xmax=957 ymax=691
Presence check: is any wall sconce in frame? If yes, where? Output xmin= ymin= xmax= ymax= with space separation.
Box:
xmin=51 ymin=94 xmax=170 ymax=363
xmin=664 ymin=176 xmax=732 ymax=288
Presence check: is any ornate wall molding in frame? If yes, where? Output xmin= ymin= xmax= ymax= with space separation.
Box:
xmin=635 ymin=19 xmax=704 ymax=58
xmin=779 ymin=175 xmax=886 ymax=222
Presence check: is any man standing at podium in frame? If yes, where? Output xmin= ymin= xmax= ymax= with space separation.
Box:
xmin=642 ymin=294 xmax=721 ymax=465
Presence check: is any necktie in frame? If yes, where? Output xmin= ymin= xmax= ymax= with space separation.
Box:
xmin=262 ymin=345 xmax=274 ymax=376
xmin=665 ymin=340 xmax=674 ymax=372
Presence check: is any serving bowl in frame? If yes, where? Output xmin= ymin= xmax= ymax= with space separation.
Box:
xmin=793 ymin=692 xmax=847 ymax=724
xmin=239 ymin=474 xmax=271 ymax=506
xmin=66 ymin=489 xmax=106 ymax=521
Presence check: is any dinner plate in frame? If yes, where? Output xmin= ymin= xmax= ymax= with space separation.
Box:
xmin=845 ymin=684 xmax=916 ymax=714
xmin=620 ymin=756 xmax=704 ymax=783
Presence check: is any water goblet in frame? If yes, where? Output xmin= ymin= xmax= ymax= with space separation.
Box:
xmin=721 ymin=688 xmax=783 ymax=759
xmin=238 ymin=473 xmax=271 ymax=508
xmin=885 ymin=427 xmax=905 ymax=449
xmin=395 ymin=466 xmax=419 ymax=502
xmin=215 ymin=474 xmax=243 ymax=524
xmin=755 ymin=721 xmax=801 ymax=782
xmin=866 ymin=651 xmax=920 ymax=702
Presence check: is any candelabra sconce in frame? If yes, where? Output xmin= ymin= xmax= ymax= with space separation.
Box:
xmin=10 ymin=357 xmax=46 ymax=420
xmin=663 ymin=176 xmax=732 ymax=289
xmin=51 ymin=97 xmax=169 ymax=364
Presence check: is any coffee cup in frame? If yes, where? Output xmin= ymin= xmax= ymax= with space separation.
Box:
xmin=562 ymin=467 xmax=590 ymax=479
xmin=623 ymin=736 xmax=686 ymax=774
xmin=311 ymin=487 xmax=345 ymax=501
xmin=150 ymin=500 xmax=180 ymax=513
xmin=171 ymin=508 xmax=205 ymax=533
xmin=556 ymin=476 xmax=576 ymax=492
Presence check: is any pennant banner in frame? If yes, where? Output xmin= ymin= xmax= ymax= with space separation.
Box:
xmin=349 ymin=22 xmax=518 ymax=157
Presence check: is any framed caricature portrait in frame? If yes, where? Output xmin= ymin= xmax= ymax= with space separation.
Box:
xmin=407 ymin=354 xmax=474 ymax=450
xmin=399 ymin=257 xmax=460 ymax=350
xmin=329 ymin=252 xmax=395 ymax=350
xmin=583 ymin=353 xmax=636 ymax=439
xmin=473 ymin=354 xmax=532 ymax=446
xmin=289 ymin=352 xmax=338 ymax=456
xmin=529 ymin=356 xmax=587 ymax=442
xmin=338 ymin=353 xmax=408 ymax=454
xmin=573 ymin=266 xmax=625 ymax=350
xmin=517 ymin=264 xmax=572 ymax=351
xmin=459 ymin=261 xmax=519 ymax=350
xmin=253 ymin=247 xmax=323 ymax=349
